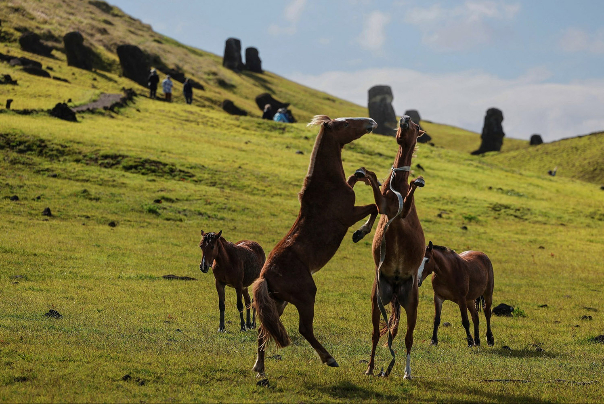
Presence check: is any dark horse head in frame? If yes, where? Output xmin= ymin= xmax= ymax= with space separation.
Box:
xmin=199 ymin=230 xmax=222 ymax=273
xmin=419 ymin=241 xmax=449 ymax=287
xmin=396 ymin=115 xmax=426 ymax=150
xmin=307 ymin=115 xmax=377 ymax=145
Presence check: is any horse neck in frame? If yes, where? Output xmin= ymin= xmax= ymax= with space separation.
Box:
xmin=305 ymin=130 xmax=345 ymax=185
xmin=215 ymin=238 xmax=234 ymax=267
xmin=387 ymin=145 xmax=413 ymax=192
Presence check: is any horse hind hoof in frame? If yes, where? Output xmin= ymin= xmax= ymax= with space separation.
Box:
xmin=352 ymin=230 xmax=365 ymax=243
xmin=326 ymin=358 xmax=339 ymax=367
xmin=404 ymin=373 xmax=412 ymax=380
xmin=413 ymin=178 xmax=425 ymax=187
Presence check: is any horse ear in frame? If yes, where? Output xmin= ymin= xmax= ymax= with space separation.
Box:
xmin=200 ymin=229 xmax=205 ymax=236
xmin=428 ymin=241 xmax=433 ymax=251
xmin=217 ymin=230 xmax=222 ymax=238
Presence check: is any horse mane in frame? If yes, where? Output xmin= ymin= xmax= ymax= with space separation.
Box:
xmin=304 ymin=115 xmax=331 ymax=180
xmin=307 ymin=115 xmax=331 ymax=127
xmin=433 ymin=244 xmax=454 ymax=253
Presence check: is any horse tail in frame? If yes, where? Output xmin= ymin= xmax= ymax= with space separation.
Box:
xmin=252 ymin=277 xmax=290 ymax=348
xmin=379 ymin=296 xmax=400 ymax=340
xmin=475 ymin=295 xmax=485 ymax=312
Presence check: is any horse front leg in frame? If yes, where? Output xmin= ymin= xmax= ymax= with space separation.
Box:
xmin=215 ymin=280 xmax=226 ymax=332
xmin=365 ymin=279 xmax=381 ymax=375
xmin=431 ymin=294 xmax=444 ymax=345
xmin=401 ymin=176 xmax=425 ymax=218
xmin=243 ymin=287 xmax=254 ymax=330
xmin=349 ymin=204 xmax=378 ymax=243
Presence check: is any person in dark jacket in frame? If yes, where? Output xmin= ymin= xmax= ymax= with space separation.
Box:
xmin=262 ymin=104 xmax=274 ymax=120
xmin=148 ymin=68 xmax=159 ymax=99
xmin=183 ymin=78 xmax=193 ymax=104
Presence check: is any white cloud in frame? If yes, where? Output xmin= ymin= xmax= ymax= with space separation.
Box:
xmin=357 ymin=10 xmax=391 ymax=54
xmin=268 ymin=0 xmax=307 ymax=36
xmin=560 ymin=28 xmax=604 ymax=54
xmin=404 ymin=1 xmax=520 ymax=51
xmin=289 ymin=67 xmax=604 ymax=142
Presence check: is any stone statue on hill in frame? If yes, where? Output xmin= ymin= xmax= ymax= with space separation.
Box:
xmin=245 ymin=47 xmax=262 ymax=73
xmin=223 ymin=38 xmax=244 ymax=71
xmin=116 ymin=44 xmax=150 ymax=87
xmin=471 ymin=108 xmax=505 ymax=155
xmin=63 ymin=32 xmax=99 ymax=71
xmin=368 ymin=85 xmax=397 ymax=136
xmin=530 ymin=134 xmax=543 ymax=145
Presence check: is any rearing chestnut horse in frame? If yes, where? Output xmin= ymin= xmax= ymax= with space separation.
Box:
xmin=365 ymin=116 xmax=427 ymax=379
xmin=252 ymin=115 xmax=382 ymax=376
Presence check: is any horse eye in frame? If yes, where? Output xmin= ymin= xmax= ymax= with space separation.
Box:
xmin=345 ymin=122 xmax=349 ymax=127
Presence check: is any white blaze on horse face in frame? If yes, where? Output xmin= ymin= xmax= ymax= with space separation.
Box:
xmin=417 ymin=257 xmax=429 ymax=287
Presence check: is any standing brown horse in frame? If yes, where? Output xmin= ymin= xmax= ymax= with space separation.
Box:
xmin=252 ymin=115 xmax=383 ymax=376
xmin=365 ymin=115 xmax=427 ymax=379
xmin=419 ymin=241 xmax=495 ymax=347
xmin=199 ymin=230 xmax=265 ymax=332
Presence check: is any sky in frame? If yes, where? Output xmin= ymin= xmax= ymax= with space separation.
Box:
xmin=106 ymin=0 xmax=604 ymax=142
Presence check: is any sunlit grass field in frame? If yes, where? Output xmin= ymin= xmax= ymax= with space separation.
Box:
xmin=1 ymin=94 xmax=603 ymax=402
xmin=1 ymin=2 xmax=604 ymax=400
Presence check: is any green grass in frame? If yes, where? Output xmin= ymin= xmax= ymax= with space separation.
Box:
xmin=486 ymin=131 xmax=604 ymax=184
xmin=1 ymin=2 xmax=604 ymax=402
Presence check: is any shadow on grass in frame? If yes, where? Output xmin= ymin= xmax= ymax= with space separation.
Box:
xmin=307 ymin=380 xmax=402 ymax=401
xmin=416 ymin=379 xmax=555 ymax=403
xmin=483 ymin=346 xmax=557 ymax=358
xmin=241 ymin=71 xmax=274 ymax=94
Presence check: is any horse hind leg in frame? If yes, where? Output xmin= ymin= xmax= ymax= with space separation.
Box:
xmin=468 ymin=300 xmax=480 ymax=346
xmin=294 ymin=292 xmax=338 ymax=367
xmin=253 ymin=300 xmax=287 ymax=376
xmin=485 ymin=294 xmax=494 ymax=346
xmin=458 ymin=301 xmax=475 ymax=347
xmin=365 ymin=280 xmax=381 ymax=375
xmin=243 ymin=288 xmax=253 ymax=329
xmin=403 ymin=290 xmax=418 ymax=379
xmin=236 ymin=287 xmax=246 ymax=331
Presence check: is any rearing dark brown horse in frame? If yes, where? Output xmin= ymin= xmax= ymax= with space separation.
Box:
xmin=252 ymin=115 xmax=382 ymax=376
xmin=365 ymin=116 xmax=427 ymax=379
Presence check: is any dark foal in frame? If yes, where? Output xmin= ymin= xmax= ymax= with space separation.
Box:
xmin=199 ymin=230 xmax=265 ymax=332
xmin=419 ymin=241 xmax=495 ymax=347
xmin=252 ymin=115 xmax=382 ymax=377
xmin=365 ymin=116 xmax=427 ymax=379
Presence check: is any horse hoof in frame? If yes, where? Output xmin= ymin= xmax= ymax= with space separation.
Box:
xmin=488 ymin=339 xmax=494 ymax=346
xmin=218 ymin=327 xmax=226 ymax=333
xmin=256 ymin=378 xmax=270 ymax=387
xmin=354 ymin=168 xmax=366 ymax=178
xmin=404 ymin=373 xmax=412 ymax=380
xmin=352 ymin=230 xmax=365 ymax=243
xmin=365 ymin=369 xmax=374 ymax=376
xmin=413 ymin=177 xmax=425 ymax=188
xmin=326 ymin=358 xmax=339 ymax=367
xmin=430 ymin=340 xmax=438 ymax=346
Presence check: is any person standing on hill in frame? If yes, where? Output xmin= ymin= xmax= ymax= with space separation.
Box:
xmin=183 ymin=78 xmax=193 ymax=104
xmin=148 ymin=68 xmax=159 ymax=99
xmin=162 ymin=75 xmax=173 ymax=102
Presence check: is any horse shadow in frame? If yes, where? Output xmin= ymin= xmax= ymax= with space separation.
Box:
xmin=92 ymin=70 xmax=117 ymax=83
xmin=483 ymin=346 xmax=557 ymax=359
xmin=241 ymin=71 xmax=274 ymax=94
xmin=416 ymin=379 xmax=554 ymax=403
xmin=306 ymin=381 xmax=400 ymax=401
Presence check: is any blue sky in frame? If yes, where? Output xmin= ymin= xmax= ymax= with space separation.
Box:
xmin=107 ymin=0 xmax=604 ymax=141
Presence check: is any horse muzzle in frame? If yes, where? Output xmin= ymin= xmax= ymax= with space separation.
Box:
xmin=199 ymin=257 xmax=210 ymax=273
xmin=401 ymin=116 xmax=411 ymax=130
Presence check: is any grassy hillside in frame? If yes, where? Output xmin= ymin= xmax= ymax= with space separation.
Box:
xmin=0 ymin=0 xmax=366 ymax=121
xmin=1 ymin=2 xmax=604 ymax=403
xmin=486 ymin=131 xmax=604 ymax=185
